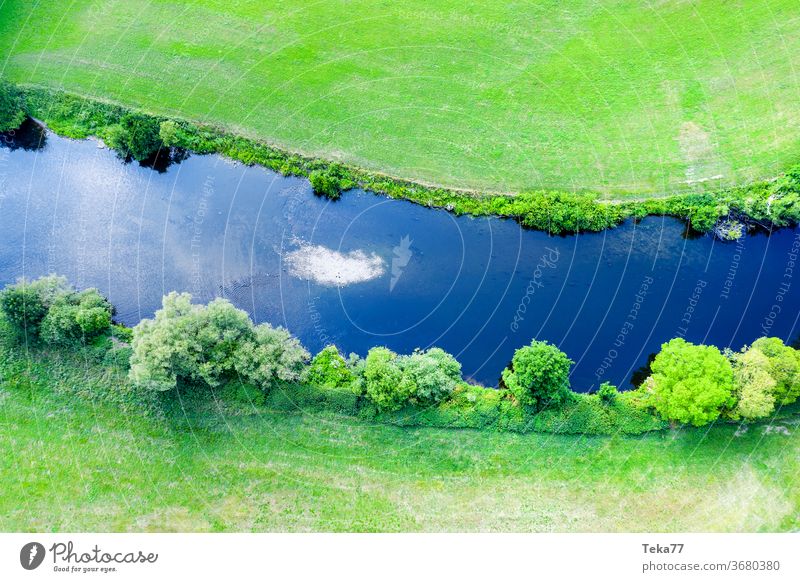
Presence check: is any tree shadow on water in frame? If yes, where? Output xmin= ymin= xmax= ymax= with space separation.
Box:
xmin=629 ymin=352 xmax=657 ymax=388
xmin=137 ymin=147 xmax=190 ymax=173
xmin=0 ymin=118 xmax=47 ymax=151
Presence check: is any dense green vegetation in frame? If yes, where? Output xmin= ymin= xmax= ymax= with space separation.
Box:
xmin=0 ymin=276 xmax=113 ymax=344
xmin=2 ymin=0 xmax=800 ymax=196
xmin=0 ymin=79 xmax=25 ymax=132
xmin=3 ymin=276 xmax=799 ymax=437
xmin=6 ymin=85 xmax=800 ymax=235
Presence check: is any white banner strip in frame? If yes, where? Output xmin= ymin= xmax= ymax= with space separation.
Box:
xmin=1 ymin=533 xmax=797 ymax=581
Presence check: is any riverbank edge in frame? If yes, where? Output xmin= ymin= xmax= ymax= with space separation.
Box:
xmin=13 ymin=83 xmax=800 ymax=237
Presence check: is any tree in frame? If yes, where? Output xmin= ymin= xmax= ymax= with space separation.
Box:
xmin=233 ymin=323 xmax=309 ymax=393
xmin=0 ymin=284 xmax=47 ymax=339
xmin=129 ymin=293 xmax=308 ymax=394
xmin=363 ymin=347 xmax=415 ymax=411
xmin=730 ymin=347 xmax=776 ymax=421
xmin=105 ymin=113 xmax=163 ymax=161
xmin=649 ymin=338 xmax=734 ymax=426
xmin=39 ymin=288 xmax=113 ymax=345
xmin=750 ymin=337 xmax=800 ymax=405
xmin=26 ymin=275 xmax=72 ymax=304
xmin=129 ymin=293 xmax=254 ymax=391
xmin=400 ymin=347 xmax=462 ymax=404
xmin=305 ymin=345 xmax=354 ymax=389
xmin=309 ymin=170 xmax=341 ymax=199
xmin=501 ymin=340 xmax=572 ymax=409
xmin=0 ymin=275 xmax=71 ymax=339
xmin=0 ymin=80 xmax=26 ymax=132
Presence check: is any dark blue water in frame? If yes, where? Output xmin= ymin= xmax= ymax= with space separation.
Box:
xmin=1 ymin=124 xmax=798 ymax=390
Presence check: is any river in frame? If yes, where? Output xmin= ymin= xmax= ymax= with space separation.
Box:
xmin=1 ymin=121 xmax=798 ymax=390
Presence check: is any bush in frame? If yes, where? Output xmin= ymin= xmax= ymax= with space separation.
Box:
xmin=105 ymin=113 xmax=163 ymax=160
xmin=129 ymin=293 xmax=254 ymax=391
xmin=0 ymin=283 xmax=48 ymax=338
xmin=0 ymin=275 xmax=73 ymax=339
xmin=501 ymin=340 xmax=572 ymax=409
xmin=363 ymin=347 xmax=415 ymax=411
xmin=375 ymin=384 xmax=511 ymax=430
xmin=39 ymin=289 xmax=113 ymax=345
xmin=649 ymin=338 xmax=735 ymax=426
xmin=158 ymin=119 xmax=181 ymax=147
xmin=750 ymin=337 xmax=800 ymax=405
xmin=103 ymin=345 xmax=133 ymax=370
xmin=530 ymin=392 xmax=665 ymax=435
xmin=111 ymin=324 xmax=134 ymax=344
xmin=309 ymin=170 xmax=341 ymax=199
xmin=305 ymin=345 xmax=354 ymax=389
xmin=400 ymin=347 xmax=462 ymax=404
xmin=233 ymin=323 xmax=310 ymax=394
xmin=40 ymin=302 xmax=82 ymax=344
xmin=0 ymin=79 xmax=26 ymax=132
xmin=729 ymin=347 xmax=776 ymax=421
xmin=266 ymin=381 xmax=360 ymax=416
xmin=597 ymin=382 xmax=618 ymax=405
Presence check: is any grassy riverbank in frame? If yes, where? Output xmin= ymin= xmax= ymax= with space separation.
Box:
xmin=2 ymin=0 xmax=799 ymax=196
xmin=2 ymin=345 xmax=799 ymax=532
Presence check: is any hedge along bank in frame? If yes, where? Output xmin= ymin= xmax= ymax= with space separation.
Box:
xmin=3 ymin=276 xmax=800 ymax=437
xmin=5 ymin=82 xmax=800 ymax=237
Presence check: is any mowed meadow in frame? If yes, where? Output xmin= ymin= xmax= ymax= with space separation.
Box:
xmin=1 ymin=0 xmax=799 ymax=195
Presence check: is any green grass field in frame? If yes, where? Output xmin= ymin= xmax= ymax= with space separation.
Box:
xmin=2 ymin=0 xmax=800 ymax=196
xmin=2 ymin=348 xmax=799 ymax=532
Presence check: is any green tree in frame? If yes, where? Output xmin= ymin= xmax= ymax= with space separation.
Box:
xmin=105 ymin=113 xmax=163 ymax=161
xmin=0 ymin=275 xmax=71 ymax=339
xmin=0 ymin=284 xmax=47 ymax=338
xmin=309 ymin=170 xmax=341 ymax=199
xmin=750 ymin=337 xmax=800 ymax=405
xmin=39 ymin=288 xmax=113 ymax=345
xmin=363 ymin=347 xmax=415 ymax=411
xmin=0 ymin=80 xmax=26 ymax=132
xmin=233 ymin=323 xmax=309 ymax=394
xmin=129 ymin=293 xmax=308 ymax=394
xmin=305 ymin=345 xmax=354 ymax=389
xmin=501 ymin=340 xmax=572 ymax=409
xmin=730 ymin=347 xmax=776 ymax=421
xmin=129 ymin=293 xmax=254 ymax=391
xmin=400 ymin=347 xmax=462 ymax=404
xmin=650 ymin=338 xmax=734 ymax=426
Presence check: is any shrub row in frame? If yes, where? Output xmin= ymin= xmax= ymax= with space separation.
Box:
xmin=3 ymin=277 xmax=800 ymax=436
xmin=9 ymin=84 xmax=800 ymax=235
